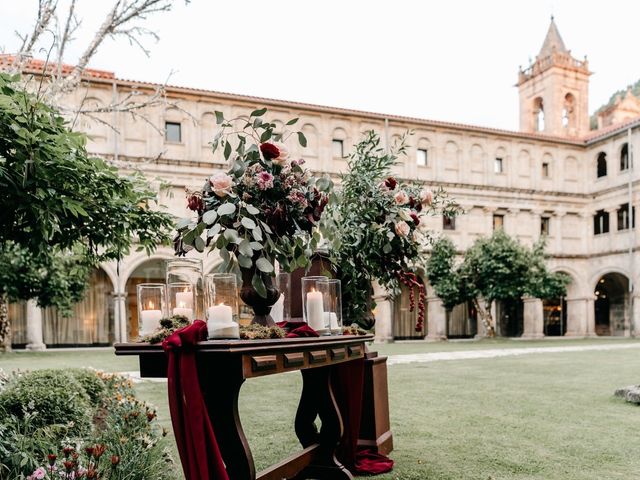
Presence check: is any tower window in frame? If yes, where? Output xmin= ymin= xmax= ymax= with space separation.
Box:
xmin=593 ymin=210 xmax=609 ymax=235
xmin=597 ymin=152 xmax=607 ymax=178
xmin=617 ymin=203 xmax=635 ymax=231
xmin=332 ymin=139 xmax=344 ymax=158
xmin=541 ymin=217 xmax=550 ymax=236
xmin=417 ymin=148 xmax=428 ymax=167
xmin=443 ymin=214 xmax=456 ymax=230
xmin=534 ymin=97 xmax=545 ymax=132
xmin=494 ymin=157 xmax=504 ymax=174
xmin=620 ymin=143 xmax=630 ymax=171
xmin=165 ymin=121 xmax=182 ymax=143
xmin=542 ymin=162 xmax=550 ymax=178
xmin=493 ymin=214 xmax=504 ymax=231
xmin=562 ymin=93 xmax=576 ymax=130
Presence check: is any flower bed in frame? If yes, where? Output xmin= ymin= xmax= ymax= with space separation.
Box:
xmin=0 ymin=368 xmax=177 ymax=479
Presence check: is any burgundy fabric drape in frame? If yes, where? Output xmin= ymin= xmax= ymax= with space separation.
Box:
xmin=162 ymin=320 xmax=229 ymax=480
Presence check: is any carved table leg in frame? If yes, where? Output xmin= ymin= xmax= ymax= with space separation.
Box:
xmin=199 ymin=356 xmax=256 ymax=480
xmin=294 ymin=366 xmax=353 ymax=480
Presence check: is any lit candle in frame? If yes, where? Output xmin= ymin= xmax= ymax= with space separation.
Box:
xmin=207 ymin=303 xmax=239 ymax=339
xmin=140 ymin=301 xmax=162 ymax=336
xmin=175 ymin=289 xmax=193 ymax=309
xmin=172 ymin=300 xmax=194 ymax=320
xmin=306 ymin=289 xmax=325 ymax=332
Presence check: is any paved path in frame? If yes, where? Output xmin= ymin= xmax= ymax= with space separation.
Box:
xmin=386 ymin=342 xmax=640 ymax=365
xmin=120 ymin=342 xmax=640 ymax=381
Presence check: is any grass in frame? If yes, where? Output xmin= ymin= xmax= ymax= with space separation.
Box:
xmin=2 ymin=340 xmax=640 ymax=479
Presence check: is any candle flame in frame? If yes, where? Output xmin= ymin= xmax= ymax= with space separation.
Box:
xmin=311 ymin=288 xmax=316 ymax=293
xmin=218 ymin=302 xmax=225 ymax=306
xmin=178 ymin=301 xmax=185 ymax=308
xmin=148 ymin=301 xmax=155 ymax=309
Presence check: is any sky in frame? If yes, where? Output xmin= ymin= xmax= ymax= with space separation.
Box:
xmin=1 ymin=0 xmax=638 ymax=131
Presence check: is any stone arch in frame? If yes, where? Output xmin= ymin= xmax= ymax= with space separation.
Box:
xmin=533 ymin=96 xmax=545 ymax=131
xmin=79 ymin=96 xmax=108 ymax=141
xmin=620 ymin=143 xmax=630 ymax=170
xmin=549 ymin=266 xmax=583 ymax=299
xmin=593 ymin=272 xmax=630 ymax=336
xmin=596 ymin=152 xmax=607 ymax=178
xmin=200 ymin=112 xmax=217 ymax=147
xmin=470 ymin=143 xmax=484 ymax=172
xmin=562 ymin=93 xmax=576 ymax=130
xmin=444 ymin=140 xmax=459 ymax=167
xmin=517 ymin=149 xmax=532 ymax=178
xmin=589 ymin=266 xmax=631 ymax=292
xmin=564 ymin=155 xmax=578 ymax=182
xmin=301 ymin=123 xmax=319 ymax=157
xmin=119 ymin=249 xmax=174 ymax=292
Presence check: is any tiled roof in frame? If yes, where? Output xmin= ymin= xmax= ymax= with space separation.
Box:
xmin=0 ymin=54 xmax=115 ymax=79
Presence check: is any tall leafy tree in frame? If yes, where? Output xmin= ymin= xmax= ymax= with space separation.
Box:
xmin=0 ymin=73 xmax=173 ymax=350
xmin=427 ymin=230 xmax=569 ymax=337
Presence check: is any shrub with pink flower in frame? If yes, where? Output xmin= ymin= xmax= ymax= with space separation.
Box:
xmin=175 ymin=109 xmax=331 ymax=297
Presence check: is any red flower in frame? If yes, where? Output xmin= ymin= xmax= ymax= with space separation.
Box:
xmin=384 ymin=177 xmax=397 ymax=190
xmin=94 ymin=444 xmax=106 ymax=459
xmin=111 ymin=455 xmax=120 ymax=466
xmin=410 ymin=212 xmax=420 ymax=225
xmin=146 ymin=410 xmax=157 ymax=422
xmin=63 ymin=446 xmax=74 ymax=457
xmin=187 ymin=194 xmax=204 ymax=212
xmin=85 ymin=446 xmax=94 ymax=458
xmin=48 ymin=454 xmax=57 ymax=466
xmin=260 ymin=142 xmax=280 ymax=160
xmin=64 ymin=461 xmax=74 ymax=472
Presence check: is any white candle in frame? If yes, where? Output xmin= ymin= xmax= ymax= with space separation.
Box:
xmin=207 ymin=303 xmax=239 ymax=338
xmin=139 ymin=307 xmax=162 ymax=336
xmin=172 ymin=301 xmax=193 ymax=320
xmin=324 ymin=312 xmax=339 ymax=331
xmin=270 ymin=294 xmax=284 ymax=323
xmin=175 ymin=290 xmax=193 ymax=309
xmin=306 ymin=289 xmax=325 ymax=331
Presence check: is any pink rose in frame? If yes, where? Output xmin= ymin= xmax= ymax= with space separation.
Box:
xmin=209 ymin=172 xmax=234 ymax=197
xmin=395 ymin=220 xmax=410 ymax=237
xmin=272 ymin=143 xmax=290 ymax=166
xmin=420 ymin=189 xmax=433 ymax=206
xmin=394 ymin=190 xmax=409 ymax=205
xmin=31 ymin=467 xmax=47 ymax=480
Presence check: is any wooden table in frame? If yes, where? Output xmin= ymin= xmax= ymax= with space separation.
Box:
xmin=115 ymin=334 xmax=373 ymax=480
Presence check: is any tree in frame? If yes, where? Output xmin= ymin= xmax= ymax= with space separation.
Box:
xmin=427 ymin=230 xmax=569 ymax=337
xmin=0 ymin=72 xmax=174 ymax=350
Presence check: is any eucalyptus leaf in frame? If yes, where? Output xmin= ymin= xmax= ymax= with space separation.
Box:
xmin=207 ymin=224 xmax=221 ymax=237
xmin=250 ymin=107 xmax=267 ymax=117
xmin=252 ymin=273 xmax=267 ymax=298
xmin=238 ymin=254 xmax=252 ymax=268
xmin=256 ymin=257 xmax=274 ymax=273
xmin=250 ymin=241 xmax=263 ymax=250
xmin=224 ymin=228 xmax=240 ymax=244
xmin=217 ymin=203 xmax=236 ymax=216
xmin=286 ymin=118 xmax=299 ymax=126
xmin=238 ymin=239 xmax=254 ymax=257
xmin=202 ymin=210 xmax=217 ymax=225
xmin=252 ymin=227 xmax=263 ymax=241
xmin=215 ymin=111 xmax=224 ymax=124
xmin=241 ymin=217 xmax=257 ymax=230
xmin=194 ymin=236 xmax=205 ymax=252
xmin=245 ymin=204 xmax=260 ymax=215
xmin=297 ymin=131 xmax=307 ymax=147
xmin=260 ymin=130 xmax=272 ymax=143
xmin=175 ymin=218 xmax=192 ymax=230
xmin=224 ymin=141 xmax=232 ymax=160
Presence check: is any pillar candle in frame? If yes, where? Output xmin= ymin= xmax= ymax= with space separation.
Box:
xmin=306 ymin=289 xmax=325 ymax=331
xmin=207 ymin=303 xmax=239 ymax=338
xmin=140 ymin=309 xmax=162 ymax=336
xmin=175 ymin=290 xmax=193 ymax=309
xmin=172 ymin=301 xmax=193 ymax=320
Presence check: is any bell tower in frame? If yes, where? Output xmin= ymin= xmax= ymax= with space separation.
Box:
xmin=517 ymin=17 xmax=591 ymax=137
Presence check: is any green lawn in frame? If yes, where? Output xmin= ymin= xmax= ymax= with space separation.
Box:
xmin=2 ymin=341 xmax=640 ymax=479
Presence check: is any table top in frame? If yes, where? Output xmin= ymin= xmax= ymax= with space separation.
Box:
xmin=114 ymin=334 xmax=374 ymax=356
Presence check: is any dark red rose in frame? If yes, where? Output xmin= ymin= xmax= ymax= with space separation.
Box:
xmin=187 ymin=194 xmax=204 ymax=212
xmin=410 ymin=212 xmax=420 ymax=225
xmin=260 ymin=142 xmax=280 ymax=160
xmin=384 ymin=177 xmax=397 ymax=190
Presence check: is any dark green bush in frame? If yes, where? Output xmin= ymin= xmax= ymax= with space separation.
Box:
xmin=0 ymin=369 xmax=92 ymax=437
xmin=69 ymin=368 xmax=107 ymax=406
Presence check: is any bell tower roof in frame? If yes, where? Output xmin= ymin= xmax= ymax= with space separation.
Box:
xmin=538 ymin=17 xmax=568 ymax=58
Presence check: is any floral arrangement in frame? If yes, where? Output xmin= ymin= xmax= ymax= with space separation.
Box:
xmin=138 ymin=315 xmax=190 ymax=344
xmin=175 ymin=108 xmax=330 ymax=297
xmin=322 ymin=131 xmax=458 ymax=331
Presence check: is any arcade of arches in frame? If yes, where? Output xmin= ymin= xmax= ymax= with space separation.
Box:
xmin=8 ymin=264 xmax=639 ymax=347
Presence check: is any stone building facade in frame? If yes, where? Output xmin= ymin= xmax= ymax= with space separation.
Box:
xmin=5 ymin=19 xmax=639 ymax=347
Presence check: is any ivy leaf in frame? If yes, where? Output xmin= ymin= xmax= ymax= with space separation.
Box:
xmin=245 ymin=204 xmax=260 ymax=215
xmin=297 ymin=131 xmax=307 ymax=147
xmin=286 ymin=118 xmax=299 ymax=126
xmin=237 ymin=254 xmax=252 ymax=268
xmin=241 ymin=217 xmax=257 ymax=230
xmin=256 ymin=257 xmax=274 ymax=273
xmin=252 ymin=273 xmax=267 ymax=298
xmin=250 ymin=107 xmax=267 ymax=117
xmin=202 ymin=210 xmax=217 ymax=225
xmin=215 ymin=111 xmax=224 ymax=124
xmin=217 ymin=203 xmax=236 ymax=216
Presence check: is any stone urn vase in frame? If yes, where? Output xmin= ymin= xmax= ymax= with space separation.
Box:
xmin=239 ymin=266 xmax=280 ymax=327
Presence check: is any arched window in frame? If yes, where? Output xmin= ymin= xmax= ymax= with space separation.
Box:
xmin=562 ymin=93 xmax=576 ymax=129
xmin=620 ymin=143 xmax=630 ymax=171
xmin=596 ymin=152 xmax=607 ymax=178
xmin=533 ymin=97 xmax=544 ymax=132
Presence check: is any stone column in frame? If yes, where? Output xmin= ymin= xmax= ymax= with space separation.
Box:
xmin=426 ymin=295 xmax=447 ymax=341
xmin=521 ymin=296 xmax=544 ymax=339
xmin=372 ymin=281 xmax=393 ymax=343
xmin=565 ymin=297 xmax=587 ymax=336
xmin=113 ymin=292 xmax=128 ymax=343
xmin=554 ymin=210 xmax=566 ymax=253
xmin=632 ymin=294 xmax=640 ymax=337
xmin=483 ymin=206 xmax=496 ymax=236
xmin=531 ymin=210 xmax=543 ymax=243
xmin=25 ymin=299 xmax=46 ymax=351
xmin=585 ymin=297 xmax=596 ymax=336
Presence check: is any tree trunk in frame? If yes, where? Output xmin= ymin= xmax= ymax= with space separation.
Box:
xmin=0 ymin=293 xmax=11 ymax=352
xmin=473 ymin=298 xmax=495 ymax=338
